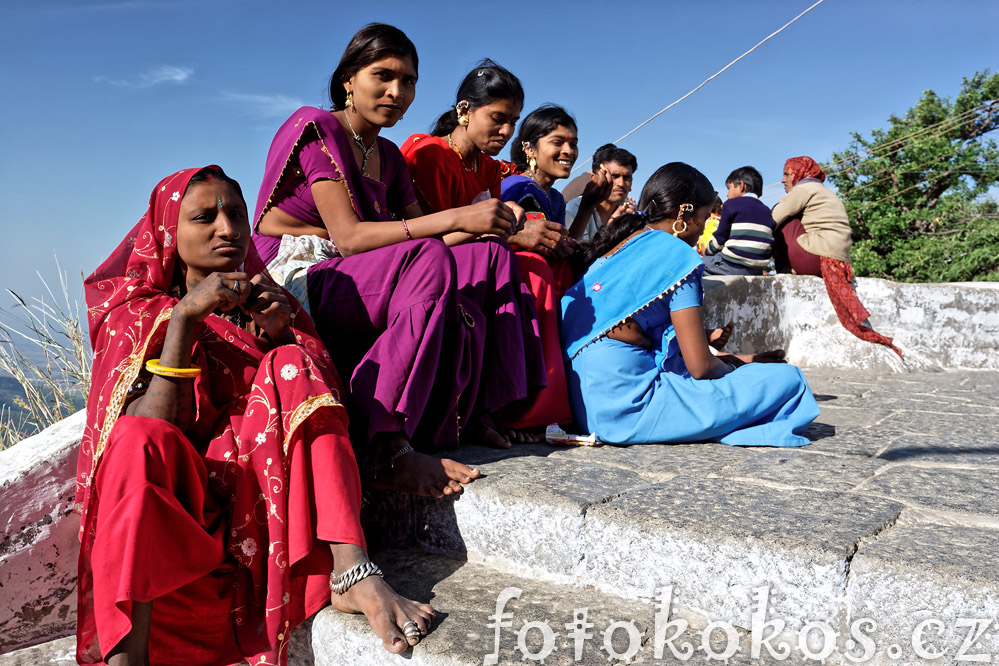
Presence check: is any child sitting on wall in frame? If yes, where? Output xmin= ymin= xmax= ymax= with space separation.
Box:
xmin=702 ymin=166 xmax=775 ymax=275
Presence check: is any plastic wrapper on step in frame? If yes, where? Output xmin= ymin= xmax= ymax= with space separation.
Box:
xmin=545 ymin=424 xmax=600 ymax=446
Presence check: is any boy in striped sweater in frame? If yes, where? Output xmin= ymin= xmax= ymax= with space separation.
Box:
xmin=702 ymin=166 xmax=775 ymax=275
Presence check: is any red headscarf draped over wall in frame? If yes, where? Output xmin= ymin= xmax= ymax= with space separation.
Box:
xmin=784 ymin=156 xmax=826 ymax=187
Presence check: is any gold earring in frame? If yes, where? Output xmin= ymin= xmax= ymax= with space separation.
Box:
xmin=345 ymin=90 xmax=353 ymax=109
xmin=523 ymin=143 xmax=537 ymax=171
xmin=458 ymin=113 xmax=469 ymax=127
xmin=456 ymin=101 xmax=470 ymax=126
xmin=672 ymin=203 xmax=693 ymax=236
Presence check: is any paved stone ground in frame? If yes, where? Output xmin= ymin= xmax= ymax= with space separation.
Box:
xmin=351 ymin=368 xmax=999 ymax=665
xmin=3 ymin=369 xmax=998 ymax=665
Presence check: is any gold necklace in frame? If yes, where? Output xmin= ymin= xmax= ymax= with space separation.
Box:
xmin=446 ymin=134 xmax=478 ymax=173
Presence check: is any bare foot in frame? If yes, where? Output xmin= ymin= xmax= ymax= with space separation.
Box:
xmin=462 ymin=418 xmax=511 ymax=449
xmin=503 ymin=427 xmax=546 ymax=443
xmin=707 ymin=320 xmax=734 ymax=350
xmin=329 ymin=547 xmax=435 ymax=653
xmin=369 ymin=432 xmax=480 ymax=498
xmin=730 ymin=349 xmax=785 ymax=364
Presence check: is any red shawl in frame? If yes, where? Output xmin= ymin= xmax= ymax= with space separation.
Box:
xmin=400 ymin=133 xmax=502 ymax=212
xmin=784 ymin=156 xmax=827 ymax=186
xmin=77 ymin=166 xmax=340 ymax=522
xmin=77 ymin=167 xmax=357 ymax=664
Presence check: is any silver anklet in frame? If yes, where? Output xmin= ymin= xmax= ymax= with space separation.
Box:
xmin=371 ymin=443 xmax=414 ymax=479
xmin=329 ymin=561 xmax=384 ymax=595
xmin=386 ymin=443 xmax=414 ymax=469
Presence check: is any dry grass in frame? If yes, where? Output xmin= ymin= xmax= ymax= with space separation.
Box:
xmin=0 ymin=265 xmax=91 ymax=450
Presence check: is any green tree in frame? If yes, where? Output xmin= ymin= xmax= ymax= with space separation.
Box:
xmin=826 ymin=70 xmax=999 ymax=281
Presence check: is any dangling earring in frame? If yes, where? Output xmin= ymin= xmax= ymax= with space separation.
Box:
xmin=672 ymin=203 xmax=693 ymax=236
xmin=458 ymin=113 xmax=469 ymax=127
xmin=345 ymin=90 xmax=353 ymax=109
xmin=456 ymin=101 xmax=470 ymax=127
xmin=523 ymin=142 xmax=537 ymax=172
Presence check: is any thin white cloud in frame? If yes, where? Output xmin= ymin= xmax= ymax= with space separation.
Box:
xmin=140 ymin=65 xmax=193 ymax=86
xmin=93 ymin=65 xmax=193 ymax=88
xmin=221 ymin=92 xmax=306 ymax=119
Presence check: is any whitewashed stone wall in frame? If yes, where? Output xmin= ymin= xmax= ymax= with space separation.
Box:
xmin=702 ymin=275 xmax=999 ymax=372
xmin=0 ymin=411 xmax=84 ymax=653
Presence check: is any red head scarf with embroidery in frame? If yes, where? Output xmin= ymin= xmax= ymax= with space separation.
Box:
xmin=784 ymin=156 xmax=826 ymax=187
xmin=76 ymin=166 xmax=335 ymax=521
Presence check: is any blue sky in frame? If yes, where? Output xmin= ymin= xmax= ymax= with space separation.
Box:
xmin=1 ymin=0 xmax=997 ymax=313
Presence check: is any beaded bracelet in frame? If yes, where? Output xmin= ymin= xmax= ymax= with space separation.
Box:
xmin=329 ymin=561 xmax=383 ymax=595
xmin=145 ymin=358 xmax=202 ymax=378
xmin=401 ymin=219 xmax=413 ymax=241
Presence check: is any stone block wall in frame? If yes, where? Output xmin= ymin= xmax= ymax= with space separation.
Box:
xmin=701 ymin=275 xmax=999 ymax=372
xmin=0 ymin=411 xmax=84 ymax=653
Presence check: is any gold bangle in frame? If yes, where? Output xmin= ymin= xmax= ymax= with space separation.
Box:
xmin=145 ymin=358 xmax=202 ymax=378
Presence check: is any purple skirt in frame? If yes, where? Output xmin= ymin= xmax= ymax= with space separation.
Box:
xmin=254 ymin=234 xmax=544 ymax=450
xmin=450 ymin=237 xmax=546 ymax=427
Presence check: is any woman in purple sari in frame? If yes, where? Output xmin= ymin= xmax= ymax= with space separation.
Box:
xmin=254 ymin=25 xmax=538 ymax=496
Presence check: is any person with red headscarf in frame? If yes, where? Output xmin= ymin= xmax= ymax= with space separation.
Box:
xmin=772 ymin=156 xmax=902 ymax=358
xmin=76 ymin=166 xmax=434 ymax=666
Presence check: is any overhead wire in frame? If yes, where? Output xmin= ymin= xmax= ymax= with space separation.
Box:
xmin=821 ymin=103 xmax=991 ymax=171
xmin=758 ymin=106 xmax=998 ymax=192
xmin=851 ymin=169 xmax=970 ymax=214
xmin=570 ymin=0 xmax=829 ymax=174
xmin=836 ymin=144 xmax=993 ymax=195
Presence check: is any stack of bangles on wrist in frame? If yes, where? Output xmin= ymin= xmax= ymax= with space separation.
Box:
xmin=145 ymin=358 xmax=202 ymax=378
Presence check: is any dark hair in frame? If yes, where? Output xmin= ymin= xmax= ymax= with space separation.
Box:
xmin=725 ymin=165 xmax=763 ymax=196
xmin=185 ymin=165 xmax=244 ymax=201
xmin=510 ymin=104 xmax=577 ymax=170
xmin=577 ymin=162 xmax=715 ymax=269
xmin=711 ymin=194 xmax=724 ymax=214
xmin=430 ymin=59 xmax=524 ymax=136
xmin=327 ymin=23 xmax=419 ymax=110
xmin=591 ymin=143 xmax=638 ymax=173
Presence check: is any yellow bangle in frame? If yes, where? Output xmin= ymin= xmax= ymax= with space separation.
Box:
xmin=145 ymin=358 xmax=202 ymax=378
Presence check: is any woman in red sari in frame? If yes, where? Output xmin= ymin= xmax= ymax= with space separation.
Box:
xmin=76 ymin=166 xmax=433 ymax=665
xmin=402 ymin=67 xmax=584 ymax=441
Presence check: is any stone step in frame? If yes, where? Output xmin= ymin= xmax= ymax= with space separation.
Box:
xmin=294 ymin=548 xmax=820 ymax=666
xmin=358 ymin=369 xmax=999 ymax=663
xmin=3 ymin=370 xmax=998 ymax=664
xmin=0 ymin=636 xmax=75 ymax=665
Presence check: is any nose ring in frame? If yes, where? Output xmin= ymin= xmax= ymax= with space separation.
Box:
xmin=233 ymin=232 xmax=241 ymax=240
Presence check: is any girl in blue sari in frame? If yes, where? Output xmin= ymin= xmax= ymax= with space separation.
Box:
xmin=561 ymin=163 xmax=819 ymax=446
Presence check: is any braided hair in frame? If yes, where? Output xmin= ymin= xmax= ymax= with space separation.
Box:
xmin=576 ymin=162 xmax=714 ymax=270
